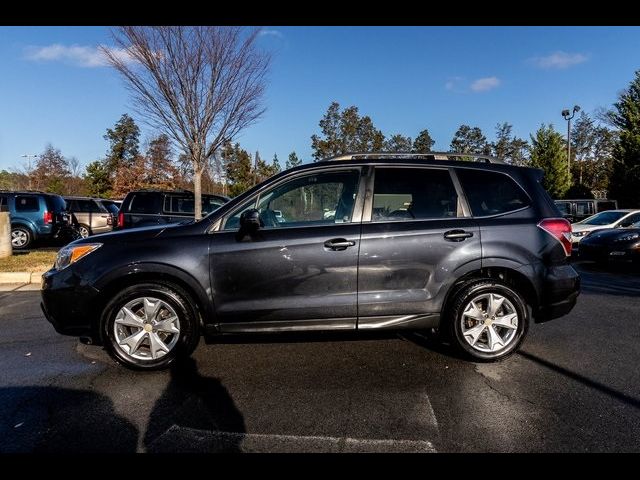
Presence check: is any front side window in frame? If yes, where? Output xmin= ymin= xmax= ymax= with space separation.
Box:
xmin=371 ymin=168 xmax=460 ymax=221
xmin=77 ymin=199 xmax=104 ymax=213
xmin=15 ymin=196 xmax=39 ymax=212
xmin=224 ymin=170 xmax=360 ymax=230
xmin=456 ymin=169 xmax=530 ymax=217
xmin=575 ymin=201 xmax=593 ymax=217
xmin=555 ymin=202 xmax=571 ymax=216
xmin=580 ymin=211 xmax=627 ymax=226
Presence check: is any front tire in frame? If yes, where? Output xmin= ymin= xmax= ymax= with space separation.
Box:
xmin=77 ymin=224 xmax=91 ymax=238
xmin=102 ymin=283 xmax=200 ymax=370
xmin=447 ymin=280 xmax=529 ymax=362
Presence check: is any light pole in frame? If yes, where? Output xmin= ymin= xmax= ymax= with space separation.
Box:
xmin=561 ymin=105 xmax=580 ymax=181
xmin=21 ymin=154 xmax=39 ymax=190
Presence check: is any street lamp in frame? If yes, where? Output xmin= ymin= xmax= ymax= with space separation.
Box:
xmin=561 ymin=105 xmax=580 ymax=181
xmin=21 ymin=154 xmax=39 ymax=190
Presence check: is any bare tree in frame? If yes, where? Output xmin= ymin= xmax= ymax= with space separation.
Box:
xmin=102 ymin=26 xmax=270 ymax=219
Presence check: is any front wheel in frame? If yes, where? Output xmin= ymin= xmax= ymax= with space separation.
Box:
xmin=102 ymin=283 xmax=200 ymax=370
xmin=447 ymin=280 xmax=529 ymax=362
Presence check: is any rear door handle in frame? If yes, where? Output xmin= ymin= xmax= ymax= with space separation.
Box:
xmin=444 ymin=230 xmax=474 ymax=241
xmin=324 ymin=238 xmax=356 ymax=250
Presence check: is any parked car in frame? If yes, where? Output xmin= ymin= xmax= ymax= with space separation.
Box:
xmin=555 ymin=198 xmax=618 ymax=223
xmin=570 ymin=210 xmax=640 ymax=247
xmin=579 ymin=220 xmax=640 ymax=265
xmin=117 ymin=189 xmax=230 ymax=229
xmin=96 ymin=199 xmax=121 ymax=228
xmin=0 ymin=190 xmax=73 ymax=249
xmin=64 ymin=196 xmax=116 ymax=238
xmin=41 ymin=152 xmax=580 ymax=370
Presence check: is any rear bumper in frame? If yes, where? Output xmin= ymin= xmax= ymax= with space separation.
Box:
xmin=535 ymin=264 xmax=581 ymax=323
xmin=41 ymin=268 xmax=101 ymax=341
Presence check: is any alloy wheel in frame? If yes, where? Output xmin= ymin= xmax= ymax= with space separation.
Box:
xmin=11 ymin=230 xmax=28 ymax=248
xmin=460 ymin=293 xmax=519 ymax=353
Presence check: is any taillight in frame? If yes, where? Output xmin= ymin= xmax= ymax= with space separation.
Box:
xmin=44 ymin=211 xmax=53 ymax=224
xmin=538 ymin=218 xmax=572 ymax=256
xmin=118 ymin=211 xmax=124 ymax=228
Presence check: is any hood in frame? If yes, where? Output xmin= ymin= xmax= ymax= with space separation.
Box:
xmin=583 ymin=227 xmax=640 ymax=244
xmin=73 ymin=224 xmax=173 ymax=246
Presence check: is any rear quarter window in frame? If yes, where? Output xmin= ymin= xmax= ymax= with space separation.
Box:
xmin=15 ymin=196 xmax=40 ymax=212
xmin=127 ymin=194 xmax=162 ymax=214
xmin=456 ymin=169 xmax=530 ymax=217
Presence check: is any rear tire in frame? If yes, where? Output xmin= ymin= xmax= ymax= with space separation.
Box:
xmin=102 ymin=282 xmax=200 ymax=370
xmin=77 ymin=224 xmax=91 ymax=238
xmin=11 ymin=226 xmax=32 ymax=250
xmin=447 ymin=279 xmax=529 ymax=362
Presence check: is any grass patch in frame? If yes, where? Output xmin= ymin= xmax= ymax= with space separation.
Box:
xmin=0 ymin=249 xmax=58 ymax=272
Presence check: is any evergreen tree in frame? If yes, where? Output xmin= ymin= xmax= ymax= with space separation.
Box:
xmin=272 ymin=153 xmax=281 ymax=174
xmin=104 ymin=114 xmax=140 ymax=171
xmin=529 ymin=124 xmax=571 ymax=198
xmin=412 ymin=129 xmax=435 ymax=153
xmin=450 ymin=125 xmax=491 ymax=157
xmin=286 ymin=151 xmax=302 ymax=169
xmin=85 ymin=161 xmax=112 ymax=197
xmin=385 ymin=134 xmax=412 ymax=152
xmin=491 ymin=123 xmax=529 ymax=166
xmin=607 ymin=70 xmax=640 ymax=207
xmin=224 ymin=143 xmax=254 ymax=197
xmin=311 ymin=102 xmax=385 ymax=160
xmin=145 ymin=134 xmax=178 ymax=188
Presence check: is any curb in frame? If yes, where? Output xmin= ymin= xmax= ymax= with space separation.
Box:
xmin=0 ymin=272 xmax=45 ymax=284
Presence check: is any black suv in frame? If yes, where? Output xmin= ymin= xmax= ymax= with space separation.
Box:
xmin=118 ymin=189 xmax=229 ymax=229
xmin=41 ymin=153 xmax=580 ymax=370
xmin=0 ymin=190 xmax=72 ymax=249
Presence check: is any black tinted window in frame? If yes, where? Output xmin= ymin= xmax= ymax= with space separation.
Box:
xmin=457 ymin=169 xmax=530 ymax=217
xmin=73 ymin=199 xmax=103 ymax=213
xmin=128 ymin=194 xmax=161 ymax=214
xmin=372 ymin=168 xmax=459 ymax=221
xmin=15 ymin=196 xmax=40 ymax=212
xmin=0 ymin=196 xmax=7 ymax=212
xmin=101 ymin=202 xmax=120 ymax=215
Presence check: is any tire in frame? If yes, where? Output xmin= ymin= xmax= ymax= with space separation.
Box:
xmin=77 ymin=224 xmax=91 ymax=238
xmin=102 ymin=282 xmax=200 ymax=370
xmin=446 ymin=279 xmax=529 ymax=362
xmin=11 ymin=226 xmax=32 ymax=250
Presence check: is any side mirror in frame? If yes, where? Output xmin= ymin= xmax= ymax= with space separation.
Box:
xmin=237 ymin=208 xmax=263 ymax=241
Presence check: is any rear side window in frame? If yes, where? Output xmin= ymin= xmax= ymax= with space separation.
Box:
xmin=15 ymin=196 xmax=40 ymax=212
xmin=555 ymin=201 xmax=571 ymax=216
xmin=0 ymin=196 xmax=7 ymax=212
xmin=372 ymin=168 xmax=460 ymax=221
xmin=46 ymin=195 xmax=67 ymax=213
xmin=164 ymin=195 xmax=195 ymax=214
xmin=128 ymin=194 xmax=162 ymax=214
xmin=575 ymin=201 xmax=593 ymax=217
xmin=456 ymin=169 xmax=530 ymax=217
xmin=77 ymin=199 xmax=104 ymax=213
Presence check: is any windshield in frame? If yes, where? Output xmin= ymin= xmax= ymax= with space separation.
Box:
xmin=578 ymin=211 xmax=627 ymax=226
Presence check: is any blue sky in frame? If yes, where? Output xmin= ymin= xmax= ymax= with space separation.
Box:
xmin=1 ymin=26 xmax=640 ymax=172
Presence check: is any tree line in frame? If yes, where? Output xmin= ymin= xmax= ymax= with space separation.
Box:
xmin=2 ymin=70 xmax=640 ymax=207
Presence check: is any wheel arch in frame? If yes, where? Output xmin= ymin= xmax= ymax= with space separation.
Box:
xmin=442 ymin=265 xmax=540 ymax=325
xmin=93 ymin=263 xmax=214 ymax=343
xmin=10 ymin=220 xmax=37 ymax=239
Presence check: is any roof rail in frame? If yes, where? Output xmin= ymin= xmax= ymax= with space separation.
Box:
xmin=321 ymin=151 xmax=503 ymax=164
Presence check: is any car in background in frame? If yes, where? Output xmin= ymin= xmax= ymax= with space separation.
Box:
xmin=579 ymin=220 xmax=640 ymax=265
xmin=555 ymin=198 xmax=618 ymax=223
xmin=97 ymin=199 xmax=122 ymax=228
xmin=64 ymin=196 xmax=116 ymax=238
xmin=118 ymin=189 xmax=230 ymax=229
xmin=0 ymin=190 xmax=72 ymax=249
xmin=571 ymin=210 xmax=640 ymax=247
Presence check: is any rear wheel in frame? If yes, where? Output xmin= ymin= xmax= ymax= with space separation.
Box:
xmin=77 ymin=224 xmax=91 ymax=238
xmin=11 ymin=226 xmax=32 ymax=249
xmin=102 ymin=283 xmax=200 ymax=370
xmin=447 ymin=280 xmax=529 ymax=362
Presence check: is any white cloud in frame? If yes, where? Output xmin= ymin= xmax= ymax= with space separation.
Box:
xmin=470 ymin=76 xmax=501 ymax=92
xmin=529 ymin=51 xmax=588 ymax=69
xmin=445 ymin=76 xmax=463 ymax=92
xmin=24 ymin=44 xmax=135 ymax=68
xmin=258 ymin=29 xmax=284 ymax=39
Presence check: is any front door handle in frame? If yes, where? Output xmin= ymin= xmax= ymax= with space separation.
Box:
xmin=324 ymin=238 xmax=356 ymax=250
xmin=444 ymin=230 xmax=474 ymax=242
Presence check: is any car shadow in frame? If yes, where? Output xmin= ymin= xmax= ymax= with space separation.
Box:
xmin=573 ymin=261 xmax=640 ymax=296
xmin=143 ymin=356 xmax=246 ymax=453
xmin=0 ymin=386 xmax=138 ymax=453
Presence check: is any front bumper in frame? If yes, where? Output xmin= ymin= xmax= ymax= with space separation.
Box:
xmin=535 ymin=264 xmax=581 ymax=323
xmin=580 ymin=243 xmax=640 ymax=263
xmin=41 ymin=268 xmax=101 ymax=340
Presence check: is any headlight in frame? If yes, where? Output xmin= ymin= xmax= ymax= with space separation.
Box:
xmin=54 ymin=243 xmax=102 ymax=270
xmin=615 ymin=233 xmax=640 ymax=242
xmin=572 ymin=231 xmax=587 ymax=237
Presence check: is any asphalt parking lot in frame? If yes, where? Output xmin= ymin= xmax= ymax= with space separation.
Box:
xmin=0 ymin=260 xmax=639 ymax=453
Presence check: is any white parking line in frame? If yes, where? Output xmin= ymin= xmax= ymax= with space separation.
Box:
xmin=148 ymin=425 xmax=438 ymax=453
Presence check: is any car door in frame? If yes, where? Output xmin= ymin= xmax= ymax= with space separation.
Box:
xmin=210 ymin=167 xmax=364 ymax=329
xmin=357 ymin=166 xmax=481 ymax=326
